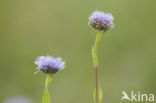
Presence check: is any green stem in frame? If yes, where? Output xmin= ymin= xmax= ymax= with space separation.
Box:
xmin=94 ymin=30 xmax=101 ymax=103
xmin=43 ymin=74 xmax=52 ymax=103
xmin=45 ymin=74 xmax=53 ymax=92
xmin=95 ymin=30 xmax=101 ymax=56
xmin=95 ymin=67 xmax=99 ymax=103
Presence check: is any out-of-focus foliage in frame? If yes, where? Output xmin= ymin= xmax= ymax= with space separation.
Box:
xmin=0 ymin=0 xmax=156 ymax=103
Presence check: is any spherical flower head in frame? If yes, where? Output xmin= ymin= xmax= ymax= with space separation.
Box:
xmin=34 ymin=55 xmax=65 ymax=74
xmin=89 ymin=11 xmax=114 ymax=31
xmin=3 ymin=97 xmax=33 ymax=103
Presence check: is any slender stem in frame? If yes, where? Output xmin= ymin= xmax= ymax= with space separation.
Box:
xmin=95 ymin=67 xmax=99 ymax=103
xmin=45 ymin=74 xmax=52 ymax=92
xmin=95 ymin=31 xmax=101 ymax=56
xmin=94 ymin=30 xmax=101 ymax=103
xmin=42 ymin=74 xmax=52 ymax=103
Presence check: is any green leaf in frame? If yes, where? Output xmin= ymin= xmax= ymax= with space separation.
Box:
xmin=93 ymin=83 xmax=103 ymax=103
xmin=92 ymin=46 xmax=98 ymax=67
xmin=43 ymin=91 xmax=50 ymax=103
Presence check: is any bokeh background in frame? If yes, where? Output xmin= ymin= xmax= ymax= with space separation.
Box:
xmin=0 ymin=0 xmax=156 ymax=103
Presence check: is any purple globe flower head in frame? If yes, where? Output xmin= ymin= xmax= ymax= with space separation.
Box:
xmin=89 ymin=11 xmax=114 ymax=31
xmin=34 ymin=55 xmax=65 ymax=74
xmin=3 ymin=97 xmax=33 ymax=103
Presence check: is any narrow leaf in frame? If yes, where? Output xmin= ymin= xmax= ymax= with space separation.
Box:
xmin=98 ymin=83 xmax=103 ymax=103
xmin=43 ymin=91 xmax=50 ymax=103
xmin=93 ymin=83 xmax=103 ymax=103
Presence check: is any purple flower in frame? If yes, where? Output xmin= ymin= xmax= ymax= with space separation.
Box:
xmin=34 ymin=55 xmax=65 ymax=74
xmin=89 ymin=11 xmax=114 ymax=31
xmin=3 ymin=97 xmax=33 ymax=103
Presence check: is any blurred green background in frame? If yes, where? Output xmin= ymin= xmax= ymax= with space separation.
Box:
xmin=0 ymin=0 xmax=156 ymax=103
